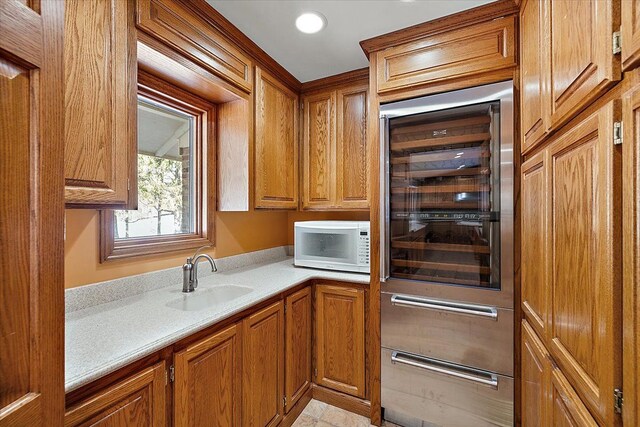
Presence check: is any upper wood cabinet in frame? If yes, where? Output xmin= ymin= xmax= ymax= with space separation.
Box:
xmin=64 ymin=0 xmax=137 ymax=208
xmin=521 ymin=321 xmax=551 ymax=427
xmin=254 ymin=67 xmax=299 ymax=209
xmin=242 ymin=301 xmax=285 ymax=427
xmin=65 ymin=362 xmax=167 ymax=427
xmin=621 ymin=0 xmax=640 ymax=71
xmin=136 ymin=0 xmax=253 ymax=92
xmin=174 ymin=324 xmax=241 ymax=427
xmin=284 ymin=287 xmax=312 ymax=412
xmin=374 ymin=16 xmax=516 ymax=94
xmin=0 ymin=0 xmax=65 ymax=424
xmin=546 ymin=100 xmax=621 ymax=426
xmin=314 ymin=284 xmax=366 ymax=398
xmin=302 ymin=83 xmax=369 ymax=210
xmin=520 ymin=0 xmax=550 ymax=153
xmin=521 ymin=151 xmax=550 ymax=339
xmin=548 ymin=0 xmax=621 ymax=128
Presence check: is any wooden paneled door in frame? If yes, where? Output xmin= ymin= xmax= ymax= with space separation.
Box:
xmin=174 ymin=324 xmax=241 ymax=427
xmin=64 ymin=362 xmax=166 ymax=427
xmin=302 ymin=91 xmax=336 ymax=209
xmin=0 ymin=0 xmax=65 ymax=425
xmin=520 ymin=0 xmax=549 ymax=153
xmin=314 ymin=284 xmax=366 ymax=398
xmin=547 ymin=100 xmax=622 ymax=426
xmin=254 ymin=67 xmax=299 ymax=209
xmin=521 ymin=321 xmax=551 ymax=426
xmin=521 ymin=151 xmax=550 ymax=339
xmin=549 ymin=367 xmax=598 ymax=427
xmin=242 ymin=301 xmax=285 ymax=427
xmin=336 ymin=84 xmax=369 ymax=209
xmin=284 ymin=287 xmax=312 ymax=413
xmin=548 ymin=0 xmax=620 ymax=127
xmin=621 ymin=0 xmax=640 ymax=71
xmin=622 ymin=84 xmax=640 ymax=427
xmin=64 ymin=0 xmax=137 ymax=208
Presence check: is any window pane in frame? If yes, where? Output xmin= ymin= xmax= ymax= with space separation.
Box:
xmin=115 ymin=97 xmax=195 ymax=239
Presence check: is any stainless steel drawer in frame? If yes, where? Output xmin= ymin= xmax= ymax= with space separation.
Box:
xmin=381 ymin=347 xmax=513 ymax=427
xmin=382 ymin=291 xmax=513 ymax=376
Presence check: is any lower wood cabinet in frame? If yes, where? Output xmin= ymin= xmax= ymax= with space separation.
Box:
xmin=242 ymin=301 xmax=285 ymax=427
xmin=285 ymin=287 xmax=312 ymax=412
xmin=521 ymin=320 xmax=550 ymax=427
xmin=550 ymin=367 xmax=598 ymax=427
xmin=314 ymin=283 xmax=366 ymax=398
xmin=174 ymin=324 xmax=241 ymax=427
xmin=65 ymin=361 xmax=166 ymax=427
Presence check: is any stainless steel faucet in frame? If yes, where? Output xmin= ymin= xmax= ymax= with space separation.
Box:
xmin=182 ymin=246 xmax=217 ymax=293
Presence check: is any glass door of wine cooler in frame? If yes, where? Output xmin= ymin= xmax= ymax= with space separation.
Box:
xmin=380 ymin=81 xmax=513 ymax=309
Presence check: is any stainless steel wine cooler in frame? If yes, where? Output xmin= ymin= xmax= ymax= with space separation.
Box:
xmin=380 ymin=81 xmax=514 ymax=427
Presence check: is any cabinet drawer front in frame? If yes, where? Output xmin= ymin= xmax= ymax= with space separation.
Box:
xmin=137 ymin=0 xmax=252 ymax=92
xmin=382 ymin=292 xmax=513 ymax=376
xmin=375 ymin=16 xmax=515 ymax=94
xmin=381 ymin=347 xmax=513 ymax=427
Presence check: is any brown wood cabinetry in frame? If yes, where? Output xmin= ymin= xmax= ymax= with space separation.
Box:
xmin=65 ymin=362 xmax=166 ymax=427
xmin=315 ymin=284 xmax=366 ymax=398
xmin=520 ymin=0 xmax=550 ymax=152
xmin=174 ymin=324 xmax=241 ymax=427
xmin=374 ymin=16 xmax=516 ymax=94
xmin=302 ymin=83 xmax=369 ymax=210
xmin=550 ymin=367 xmax=598 ymax=427
xmin=521 ymin=321 xmax=551 ymax=427
xmin=0 ymin=0 xmax=65 ymax=425
xmin=622 ymin=0 xmax=640 ymax=71
xmin=548 ymin=0 xmax=621 ymax=128
xmin=64 ymin=0 xmax=137 ymax=208
xmin=254 ymin=67 xmax=299 ymax=209
xmin=136 ymin=0 xmax=253 ymax=92
xmin=242 ymin=301 xmax=285 ymax=427
xmin=285 ymin=287 xmax=312 ymax=412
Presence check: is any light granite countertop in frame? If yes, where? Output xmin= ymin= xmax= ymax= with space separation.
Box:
xmin=65 ymin=255 xmax=369 ymax=393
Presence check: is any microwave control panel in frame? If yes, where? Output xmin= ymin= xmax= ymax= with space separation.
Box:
xmin=358 ymin=229 xmax=370 ymax=265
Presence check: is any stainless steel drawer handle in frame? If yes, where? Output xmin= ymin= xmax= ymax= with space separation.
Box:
xmin=391 ymin=350 xmax=499 ymax=389
xmin=390 ymin=294 xmax=498 ymax=320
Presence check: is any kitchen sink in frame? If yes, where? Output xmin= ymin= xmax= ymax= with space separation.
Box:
xmin=166 ymin=285 xmax=253 ymax=311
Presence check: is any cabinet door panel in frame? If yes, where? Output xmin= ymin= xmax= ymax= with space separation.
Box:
xmin=174 ymin=324 xmax=241 ymax=427
xmin=549 ymin=0 xmax=620 ymax=127
xmin=64 ymin=0 xmax=136 ymax=207
xmin=550 ymin=368 xmax=598 ymax=427
xmin=548 ymin=101 xmax=621 ymax=426
xmin=285 ymin=287 xmax=312 ymax=412
xmin=336 ymin=85 xmax=369 ymax=209
xmin=622 ymin=0 xmax=640 ymax=71
xmin=302 ymin=91 xmax=336 ymax=209
xmin=315 ymin=284 xmax=365 ymax=398
xmin=521 ymin=152 xmax=550 ymax=338
xmin=65 ymin=362 xmax=166 ymax=427
xmin=243 ymin=301 xmax=284 ymax=427
xmin=521 ymin=321 xmax=550 ymax=427
xmin=0 ymin=1 xmax=64 ymax=425
xmin=254 ymin=67 xmax=299 ymax=209
xmin=520 ymin=0 xmax=549 ymax=153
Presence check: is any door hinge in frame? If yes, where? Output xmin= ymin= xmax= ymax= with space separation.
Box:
xmin=283 ymin=396 xmax=287 ymax=408
xmin=613 ymin=31 xmax=622 ymax=55
xmin=169 ymin=365 xmax=175 ymax=383
xmin=614 ymin=388 xmax=623 ymax=414
xmin=614 ymin=121 xmax=623 ymax=145
xmin=314 ymin=368 xmax=317 ymax=378
xmin=127 ymin=178 xmax=131 ymax=191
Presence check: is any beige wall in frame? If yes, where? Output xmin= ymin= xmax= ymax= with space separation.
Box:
xmin=65 ymin=209 xmax=369 ymax=288
xmin=65 ymin=209 xmax=289 ymax=288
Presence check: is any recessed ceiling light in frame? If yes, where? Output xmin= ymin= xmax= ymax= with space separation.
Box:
xmin=295 ymin=12 xmax=326 ymax=34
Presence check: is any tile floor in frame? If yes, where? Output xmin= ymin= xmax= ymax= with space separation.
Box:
xmin=292 ymin=399 xmax=401 ymax=427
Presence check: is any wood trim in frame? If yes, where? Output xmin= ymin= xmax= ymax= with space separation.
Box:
xmin=310 ymin=384 xmax=371 ymax=419
xmin=301 ymin=68 xmax=369 ymax=93
xmin=177 ymin=0 xmax=301 ymax=92
xmin=359 ymin=0 xmax=518 ymax=57
xmin=99 ymin=70 xmax=216 ymax=262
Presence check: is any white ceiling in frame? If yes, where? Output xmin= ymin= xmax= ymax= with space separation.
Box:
xmin=207 ymin=0 xmax=494 ymax=82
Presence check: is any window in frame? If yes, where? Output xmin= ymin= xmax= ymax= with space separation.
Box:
xmin=100 ymin=71 xmax=215 ymax=261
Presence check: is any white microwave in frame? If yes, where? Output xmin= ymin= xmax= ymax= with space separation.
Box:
xmin=294 ymin=221 xmax=370 ymax=274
